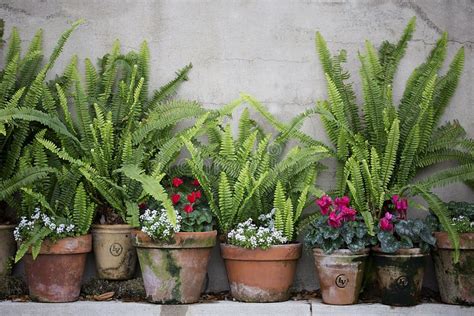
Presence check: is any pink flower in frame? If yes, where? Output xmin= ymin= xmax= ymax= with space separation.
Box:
xmin=379 ymin=212 xmax=394 ymax=231
xmin=328 ymin=211 xmax=343 ymax=228
xmin=172 ymin=177 xmax=184 ymax=187
xmin=335 ymin=196 xmax=350 ymax=209
xmin=183 ymin=204 xmax=193 ymax=213
xmin=341 ymin=206 xmax=357 ymax=221
xmin=316 ymin=195 xmax=333 ymax=215
xmin=392 ymin=195 xmax=408 ymax=220
xmin=171 ymin=194 xmax=181 ymax=205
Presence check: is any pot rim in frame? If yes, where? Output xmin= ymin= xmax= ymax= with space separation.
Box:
xmin=0 ymin=224 xmax=16 ymax=230
xmin=313 ymin=247 xmax=370 ymax=257
xmin=26 ymin=234 xmax=92 ymax=255
xmin=372 ymin=246 xmax=427 ymax=257
xmin=434 ymin=231 xmax=474 ymax=250
xmin=220 ymin=242 xmax=302 ymax=261
xmin=92 ymin=224 xmax=134 ymax=234
xmin=132 ymin=230 xmax=217 ymax=249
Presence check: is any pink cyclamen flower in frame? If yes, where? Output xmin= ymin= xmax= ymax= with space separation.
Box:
xmin=379 ymin=212 xmax=394 ymax=231
xmin=392 ymin=195 xmax=408 ymax=220
xmin=316 ymin=195 xmax=333 ymax=215
xmin=341 ymin=206 xmax=357 ymax=222
xmin=334 ymin=196 xmax=350 ymax=209
xmin=328 ymin=211 xmax=343 ymax=228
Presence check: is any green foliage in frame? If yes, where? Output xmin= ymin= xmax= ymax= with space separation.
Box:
xmin=315 ymin=18 xmax=472 ymax=255
xmin=183 ymin=105 xmax=329 ymax=237
xmin=0 ymin=21 xmax=82 ymax=222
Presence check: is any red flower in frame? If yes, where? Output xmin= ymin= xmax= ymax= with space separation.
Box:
xmin=195 ymin=190 xmax=202 ymax=199
xmin=379 ymin=212 xmax=394 ymax=231
xmin=316 ymin=195 xmax=333 ymax=215
xmin=341 ymin=206 xmax=357 ymax=221
xmin=172 ymin=177 xmax=184 ymax=187
xmin=328 ymin=211 xmax=343 ymax=228
xmin=184 ymin=204 xmax=193 ymax=213
xmin=171 ymin=194 xmax=181 ymax=205
xmin=187 ymin=192 xmax=197 ymax=203
xmin=192 ymin=179 xmax=200 ymax=187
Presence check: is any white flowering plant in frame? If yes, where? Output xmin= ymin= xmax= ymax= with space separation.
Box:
xmin=139 ymin=208 xmax=182 ymax=241
xmin=227 ymin=210 xmax=288 ymax=250
xmin=14 ymin=182 xmax=95 ymax=262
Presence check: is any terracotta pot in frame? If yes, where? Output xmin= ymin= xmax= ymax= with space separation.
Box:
xmin=132 ymin=230 xmax=217 ymax=303
xmin=0 ymin=225 xmax=16 ymax=276
xmin=313 ymin=248 xmax=369 ymax=305
xmin=373 ymin=247 xmax=427 ymax=306
xmin=220 ymin=243 xmax=302 ymax=302
xmin=92 ymin=224 xmax=137 ymax=280
xmin=433 ymin=232 xmax=474 ymax=305
xmin=23 ymin=234 xmax=91 ymax=302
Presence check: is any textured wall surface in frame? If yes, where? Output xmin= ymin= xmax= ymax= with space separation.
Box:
xmin=2 ymin=0 xmax=473 ymax=292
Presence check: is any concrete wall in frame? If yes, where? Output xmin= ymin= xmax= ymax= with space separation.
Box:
xmin=2 ymin=0 xmax=473 ymax=292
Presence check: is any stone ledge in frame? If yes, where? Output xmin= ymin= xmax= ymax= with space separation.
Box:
xmin=0 ymin=299 xmax=472 ymax=316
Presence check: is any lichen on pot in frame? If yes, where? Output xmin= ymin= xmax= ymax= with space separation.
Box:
xmin=132 ymin=230 xmax=217 ymax=304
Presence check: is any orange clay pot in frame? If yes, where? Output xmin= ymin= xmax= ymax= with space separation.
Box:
xmin=220 ymin=243 xmax=302 ymax=302
xmin=23 ymin=234 xmax=92 ymax=302
xmin=132 ymin=230 xmax=217 ymax=304
xmin=313 ymin=248 xmax=369 ymax=305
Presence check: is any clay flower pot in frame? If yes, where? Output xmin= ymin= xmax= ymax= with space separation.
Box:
xmin=220 ymin=243 xmax=302 ymax=302
xmin=433 ymin=232 xmax=474 ymax=305
xmin=0 ymin=224 xmax=16 ymax=276
xmin=313 ymin=248 xmax=369 ymax=305
xmin=132 ymin=230 xmax=217 ymax=303
xmin=373 ymin=247 xmax=427 ymax=306
xmin=92 ymin=224 xmax=137 ymax=280
xmin=23 ymin=234 xmax=91 ymax=302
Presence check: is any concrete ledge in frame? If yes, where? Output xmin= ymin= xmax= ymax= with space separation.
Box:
xmin=0 ymin=299 xmax=472 ymax=316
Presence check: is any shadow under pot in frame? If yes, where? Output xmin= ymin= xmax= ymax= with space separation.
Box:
xmin=313 ymin=248 xmax=369 ymax=305
xmin=0 ymin=224 xmax=16 ymax=276
xmin=372 ymin=247 xmax=427 ymax=306
xmin=132 ymin=230 xmax=217 ymax=304
xmin=92 ymin=224 xmax=137 ymax=280
xmin=433 ymin=232 xmax=474 ymax=305
xmin=220 ymin=243 xmax=302 ymax=302
xmin=23 ymin=234 xmax=91 ymax=302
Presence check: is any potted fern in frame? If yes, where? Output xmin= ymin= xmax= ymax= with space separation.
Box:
xmin=304 ymin=195 xmax=376 ymax=305
xmin=0 ymin=21 xmax=82 ymax=276
xmin=183 ymin=108 xmax=329 ymax=302
xmin=122 ymin=168 xmax=216 ymax=303
xmin=430 ymin=201 xmax=474 ymax=305
xmin=312 ymin=18 xmax=473 ymax=305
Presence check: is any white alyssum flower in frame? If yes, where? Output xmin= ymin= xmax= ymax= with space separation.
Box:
xmin=140 ymin=208 xmax=182 ymax=240
xmin=227 ymin=214 xmax=287 ymax=250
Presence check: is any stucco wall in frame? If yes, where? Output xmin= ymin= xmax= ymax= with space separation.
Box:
xmin=2 ymin=0 xmax=473 ymax=292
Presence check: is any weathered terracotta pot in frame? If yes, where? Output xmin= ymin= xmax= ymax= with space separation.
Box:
xmin=313 ymin=248 xmax=369 ymax=305
xmin=132 ymin=230 xmax=216 ymax=303
xmin=220 ymin=243 xmax=302 ymax=302
xmin=433 ymin=232 xmax=474 ymax=305
xmin=373 ymin=247 xmax=427 ymax=306
xmin=23 ymin=234 xmax=91 ymax=302
xmin=0 ymin=225 xmax=16 ymax=276
xmin=92 ymin=224 xmax=137 ymax=280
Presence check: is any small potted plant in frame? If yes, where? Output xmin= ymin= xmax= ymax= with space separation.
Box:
xmin=130 ymin=175 xmax=216 ymax=304
xmin=13 ymin=182 xmax=94 ymax=302
xmin=372 ymin=195 xmax=436 ymax=306
xmin=304 ymin=195 xmax=376 ymax=305
xmin=430 ymin=201 xmax=474 ymax=305
xmin=182 ymin=110 xmax=329 ymax=302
